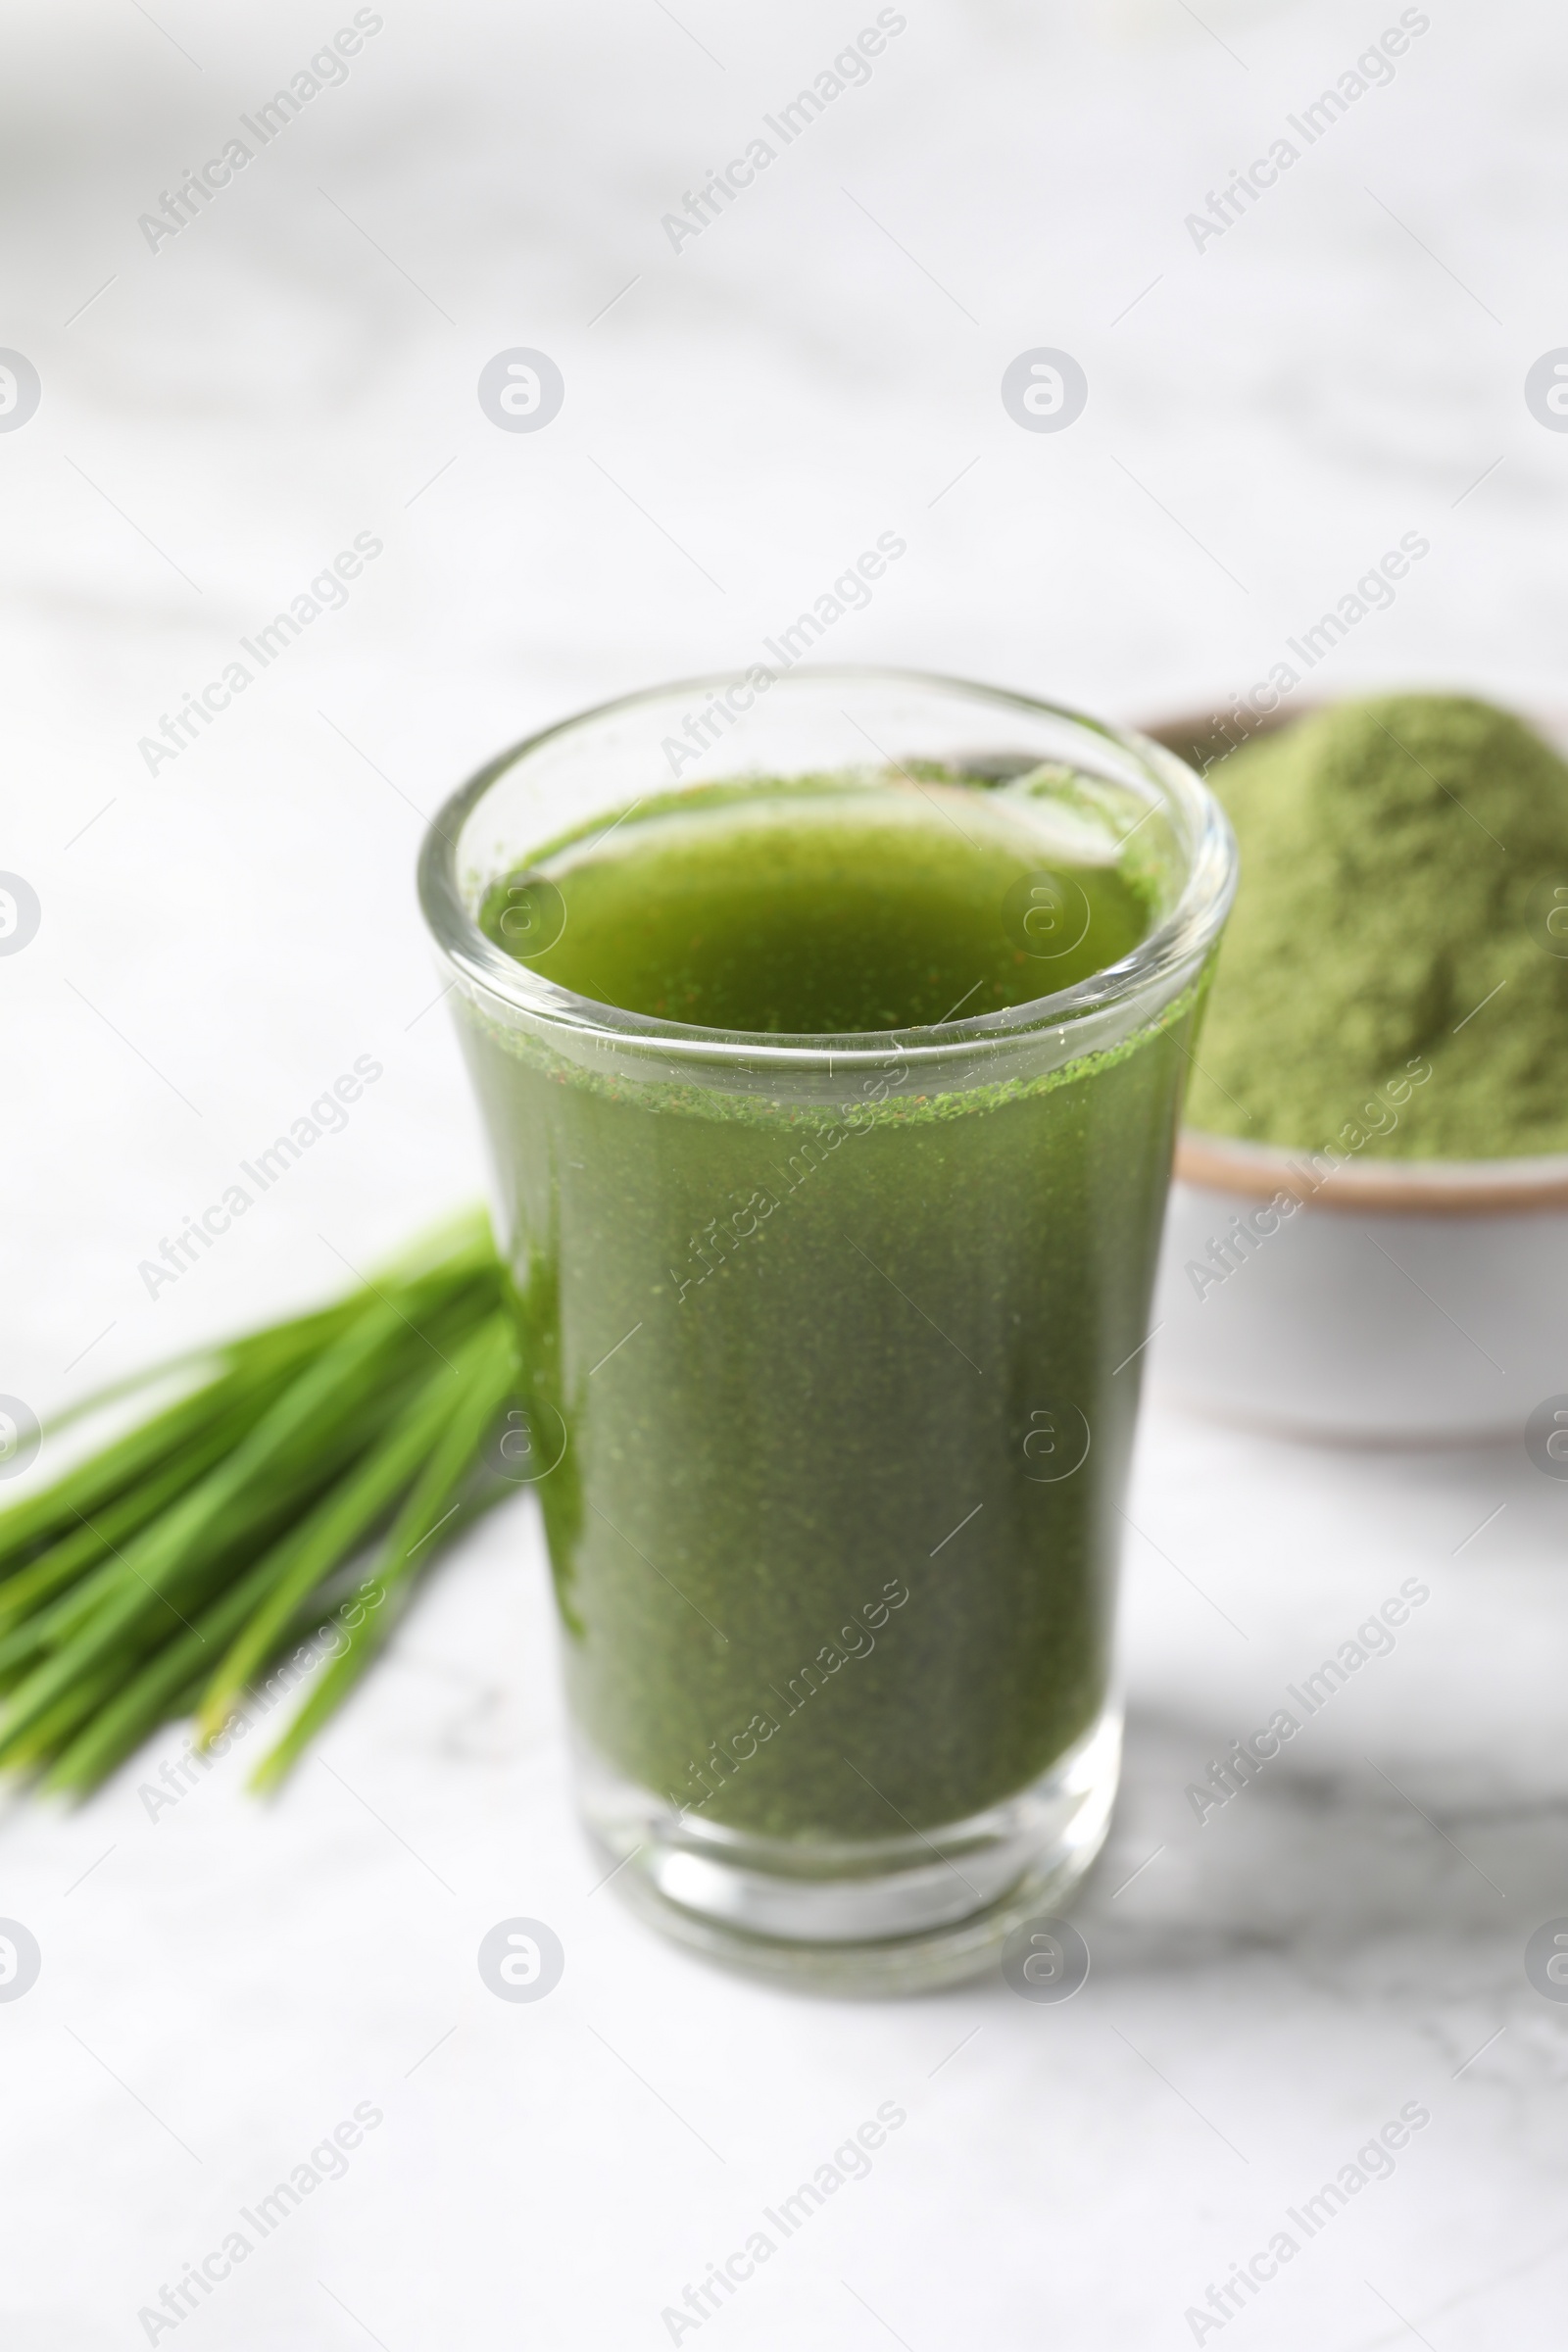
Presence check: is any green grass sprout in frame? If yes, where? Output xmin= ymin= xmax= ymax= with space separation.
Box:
xmin=0 ymin=1209 xmax=525 ymax=1799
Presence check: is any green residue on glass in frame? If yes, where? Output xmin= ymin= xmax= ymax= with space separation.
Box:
xmin=1184 ymin=694 xmax=1568 ymax=1159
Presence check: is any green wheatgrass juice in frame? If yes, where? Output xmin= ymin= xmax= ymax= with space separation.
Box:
xmin=463 ymin=769 xmax=1195 ymax=1842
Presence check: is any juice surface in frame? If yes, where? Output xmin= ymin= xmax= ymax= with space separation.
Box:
xmin=467 ymin=770 xmax=1192 ymax=1840
xmin=482 ymin=777 xmax=1151 ymax=1034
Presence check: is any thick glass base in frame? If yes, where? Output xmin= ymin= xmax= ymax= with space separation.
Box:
xmin=577 ymin=1706 xmax=1121 ymax=1995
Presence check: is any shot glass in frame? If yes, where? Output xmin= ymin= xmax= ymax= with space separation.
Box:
xmin=418 ymin=667 xmax=1236 ymax=1990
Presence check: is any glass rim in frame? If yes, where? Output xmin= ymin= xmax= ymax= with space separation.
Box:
xmin=416 ymin=663 xmax=1239 ymax=1067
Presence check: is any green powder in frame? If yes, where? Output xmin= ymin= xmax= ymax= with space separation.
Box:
xmin=1182 ymin=694 xmax=1568 ymax=1158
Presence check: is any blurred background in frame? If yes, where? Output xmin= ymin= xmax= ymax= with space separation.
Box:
xmin=4 ymin=3 xmax=1567 ymax=2346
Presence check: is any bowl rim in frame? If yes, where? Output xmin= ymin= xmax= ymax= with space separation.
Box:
xmin=1175 ymin=1128 xmax=1568 ymax=1214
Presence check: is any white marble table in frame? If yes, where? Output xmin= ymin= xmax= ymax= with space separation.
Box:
xmin=4 ymin=2 xmax=1567 ymax=2343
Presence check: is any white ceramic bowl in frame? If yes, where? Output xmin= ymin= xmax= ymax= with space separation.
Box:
xmin=1149 ymin=1133 xmax=1568 ymax=1441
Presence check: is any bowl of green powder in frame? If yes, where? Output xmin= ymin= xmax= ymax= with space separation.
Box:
xmin=1143 ymin=692 xmax=1568 ymax=1441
